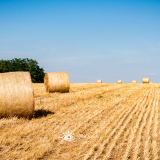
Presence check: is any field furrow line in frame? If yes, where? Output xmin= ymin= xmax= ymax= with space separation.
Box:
xmin=43 ymin=86 xmax=151 ymax=159
xmin=121 ymin=87 xmax=154 ymax=160
xmin=104 ymin=90 xmax=153 ymax=159
xmin=55 ymin=85 xmax=142 ymax=135
xmin=100 ymin=90 xmax=151 ymax=160
xmin=74 ymin=86 xmax=142 ymax=132
xmin=69 ymin=85 xmax=148 ymax=138
xmin=46 ymin=84 xmax=131 ymax=117
xmin=51 ymin=85 xmax=147 ymax=157
xmin=143 ymin=92 xmax=156 ymax=160
xmin=131 ymin=89 xmax=155 ymax=160
xmin=61 ymin=83 xmax=147 ymax=129
xmin=76 ymin=98 xmax=137 ymax=158
xmin=150 ymin=89 xmax=159 ymax=160
xmin=121 ymin=88 xmax=154 ymax=160
xmin=79 ymin=87 xmax=150 ymax=159
xmin=83 ymin=89 xmax=150 ymax=160
xmin=80 ymin=95 xmax=142 ymax=160
xmin=49 ymin=84 xmax=145 ymax=114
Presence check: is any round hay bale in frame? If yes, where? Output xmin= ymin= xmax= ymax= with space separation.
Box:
xmin=0 ymin=71 xmax=34 ymax=119
xmin=44 ymin=72 xmax=70 ymax=93
xmin=97 ymin=80 xmax=102 ymax=83
xmin=142 ymin=77 xmax=149 ymax=83
xmin=117 ymin=80 xmax=122 ymax=84
xmin=132 ymin=80 xmax=137 ymax=83
xmin=150 ymin=82 xmax=153 ymax=84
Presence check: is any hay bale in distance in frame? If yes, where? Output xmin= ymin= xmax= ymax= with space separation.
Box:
xmin=150 ymin=82 xmax=153 ymax=84
xmin=0 ymin=71 xmax=34 ymax=119
xmin=97 ymin=80 xmax=102 ymax=83
xmin=142 ymin=77 xmax=149 ymax=83
xmin=44 ymin=72 xmax=70 ymax=93
xmin=132 ymin=80 xmax=137 ymax=83
xmin=117 ymin=80 xmax=122 ymax=84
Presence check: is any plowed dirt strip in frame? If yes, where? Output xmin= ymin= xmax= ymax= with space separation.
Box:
xmin=85 ymin=89 xmax=151 ymax=160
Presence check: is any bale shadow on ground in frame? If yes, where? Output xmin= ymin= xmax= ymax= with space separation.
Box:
xmin=0 ymin=110 xmax=55 ymax=120
xmin=33 ymin=109 xmax=55 ymax=119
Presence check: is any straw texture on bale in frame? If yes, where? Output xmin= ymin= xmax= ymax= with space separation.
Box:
xmin=97 ymin=80 xmax=102 ymax=83
xmin=44 ymin=72 xmax=70 ymax=93
xmin=0 ymin=72 xmax=34 ymax=119
xmin=117 ymin=80 xmax=122 ymax=84
xmin=142 ymin=77 xmax=149 ymax=83
xmin=132 ymin=80 xmax=137 ymax=83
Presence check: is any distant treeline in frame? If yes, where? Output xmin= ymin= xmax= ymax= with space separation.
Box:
xmin=0 ymin=58 xmax=45 ymax=83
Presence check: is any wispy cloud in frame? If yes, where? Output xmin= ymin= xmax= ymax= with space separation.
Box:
xmin=108 ymin=49 xmax=145 ymax=55
xmin=0 ymin=39 xmax=12 ymax=42
xmin=0 ymin=51 xmax=25 ymax=54
xmin=148 ymin=73 xmax=156 ymax=75
xmin=39 ymin=48 xmax=47 ymax=52
xmin=0 ymin=51 xmax=30 ymax=59
xmin=51 ymin=47 xmax=55 ymax=52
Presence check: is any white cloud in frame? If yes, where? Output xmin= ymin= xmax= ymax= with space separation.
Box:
xmin=0 ymin=51 xmax=34 ymax=59
xmin=148 ymin=73 xmax=156 ymax=75
xmin=108 ymin=49 xmax=145 ymax=55
xmin=51 ymin=47 xmax=55 ymax=52
xmin=0 ymin=51 xmax=25 ymax=54
xmin=0 ymin=39 xmax=12 ymax=42
xmin=39 ymin=48 xmax=47 ymax=52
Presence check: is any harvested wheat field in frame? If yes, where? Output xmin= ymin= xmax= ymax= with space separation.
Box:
xmin=1 ymin=83 xmax=160 ymax=160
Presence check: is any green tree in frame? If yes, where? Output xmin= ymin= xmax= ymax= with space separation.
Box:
xmin=0 ymin=58 xmax=45 ymax=83
xmin=0 ymin=60 xmax=9 ymax=72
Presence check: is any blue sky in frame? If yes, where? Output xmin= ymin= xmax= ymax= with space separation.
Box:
xmin=0 ymin=0 xmax=160 ymax=83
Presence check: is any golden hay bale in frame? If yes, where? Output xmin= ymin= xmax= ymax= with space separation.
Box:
xmin=0 ymin=72 xmax=34 ymax=119
xmin=132 ymin=80 xmax=137 ymax=83
xmin=97 ymin=80 xmax=102 ymax=83
xmin=44 ymin=72 xmax=70 ymax=93
xmin=150 ymin=82 xmax=153 ymax=84
xmin=117 ymin=80 xmax=122 ymax=84
xmin=142 ymin=77 xmax=149 ymax=83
